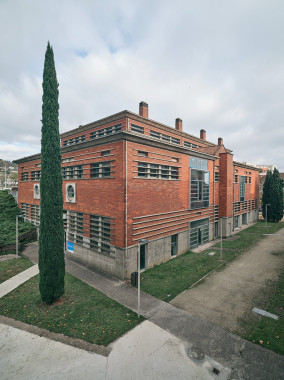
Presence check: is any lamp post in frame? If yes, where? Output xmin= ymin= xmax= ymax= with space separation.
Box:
xmin=16 ymin=215 xmax=23 ymax=256
xmin=265 ymin=204 xmax=271 ymax=228
xmin=137 ymin=238 xmax=148 ymax=319
xmin=220 ymin=217 xmax=223 ymax=261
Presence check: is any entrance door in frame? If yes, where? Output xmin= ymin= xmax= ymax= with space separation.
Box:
xmin=190 ymin=218 xmax=209 ymax=249
xmin=140 ymin=244 xmax=146 ymax=270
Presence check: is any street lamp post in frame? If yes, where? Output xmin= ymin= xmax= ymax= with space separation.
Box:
xmin=16 ymin=215 xmax=23 ymax=256
xmin=265 ymin=204 xmax=271 ymax=228
xmin=220 ymin=218 xmax=223 ymax=260
xmin=137 ymin=238 xmax=148 ymax=319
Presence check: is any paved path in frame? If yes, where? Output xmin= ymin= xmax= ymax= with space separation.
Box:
xmin=0 ymin=264 xmax=39 ymax=298
xmin=171 ymin=228 xmax=284 ymax=333
xmin=0 ymin=239 xmax=284 ymax=379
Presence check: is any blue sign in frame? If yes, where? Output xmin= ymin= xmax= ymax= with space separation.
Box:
xmin=67 ymin=242 xmax=74 ymax=253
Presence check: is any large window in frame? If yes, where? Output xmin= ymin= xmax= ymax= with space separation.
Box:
xmin=190 ymin=169 xmax=210 ymax=209
xmin=137 ymin=162 xmax=179 ymax=179
xmin=189 ymin=157 xmax=208 ymax=170
xmin=240 ymin=176 xmax=245 ymax=201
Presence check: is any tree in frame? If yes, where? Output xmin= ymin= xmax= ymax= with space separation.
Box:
xmin=39 ymin=42 xmax=65 ymax=304
xmin=262 ymin=168 xmax=283 ymax=222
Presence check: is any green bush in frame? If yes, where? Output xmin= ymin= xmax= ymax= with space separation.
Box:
xmin=0 ymin=190 xmax=37 ymax=254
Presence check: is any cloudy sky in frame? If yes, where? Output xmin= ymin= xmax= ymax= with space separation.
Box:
xmin=0 ymin=0 xmax=283 ymax=170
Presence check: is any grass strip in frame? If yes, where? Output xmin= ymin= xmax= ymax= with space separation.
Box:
xmin=0 ymin=257 xmax=34 ymax=284
xmin=140 ymin=221 xmax=284 ymax=302
xmin=0 ymin=273 xmax=143 ymax=346
xmin=240 ymin=267 xmax=284 ymax=355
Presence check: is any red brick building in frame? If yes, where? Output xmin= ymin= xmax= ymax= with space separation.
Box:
xmin=15 ymin=102 xmax=260 ymax=279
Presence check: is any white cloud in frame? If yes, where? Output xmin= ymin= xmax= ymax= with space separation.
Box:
xmin=0 ymin=0 xmax=283 ymax=171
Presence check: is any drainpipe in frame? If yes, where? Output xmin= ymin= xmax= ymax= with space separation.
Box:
xmin=233 ymin=167 xmax=235 ymax=232
xmin=213 ymin=162 xmax=215 ymax=238
xmin=124 ymin=138 xmax=128 ymax=279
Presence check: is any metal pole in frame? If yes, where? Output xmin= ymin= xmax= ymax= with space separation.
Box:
xmin=137 ymin=241 xmax=141 ymax=319
xmin=220 ymin=218 xmax=223 ymax=261
xmin=16 ymin=215 xmax=18 ymax=256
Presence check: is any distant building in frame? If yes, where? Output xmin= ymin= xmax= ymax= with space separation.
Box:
xmin=15 ymin=102 xmax=260 ymax=279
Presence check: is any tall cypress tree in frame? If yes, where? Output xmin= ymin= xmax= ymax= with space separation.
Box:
xmin=262 ymin=168 xmax=283 ymax=222
xmin=39 ymin=42 xmax=65 ymax=304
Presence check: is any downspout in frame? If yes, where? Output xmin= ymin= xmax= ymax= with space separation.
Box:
xmin=124 ymin=119 xmax=129 ymax=279
xmin=213 ymin=162 xmax=215 ymax=238
xmin=233 ymin=165 xmax=235 ymax=232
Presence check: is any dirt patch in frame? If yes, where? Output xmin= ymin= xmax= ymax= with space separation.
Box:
xmin=170 ymin=228 xmax=284 ymax=334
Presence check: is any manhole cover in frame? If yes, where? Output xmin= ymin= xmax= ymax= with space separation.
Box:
xmin=188 ymin=347 xmax=205 ymax=361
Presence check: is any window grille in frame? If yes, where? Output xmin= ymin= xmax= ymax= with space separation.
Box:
xmin=137 ymin=162 xmax=179 ymax=179
xmin=90 ymin=161 xmax=111 ymax=177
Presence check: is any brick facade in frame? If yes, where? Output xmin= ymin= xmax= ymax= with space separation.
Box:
xmin=15 ymin=102 xmax=260 ymax=279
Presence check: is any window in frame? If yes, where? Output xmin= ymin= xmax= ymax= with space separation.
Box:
xmin=101 ymin=150 xmax=111 ymax=156
xmin=31 ymin=205 xmax=40 ymax=226
xmin=31 ymin=171 xmax=41 ymax=181
xmin=67 ymin=211 xmax=83 ymax=245
xmin=150 ymin=130 xmax=160 ymax=138
xmin=234 ymin=215 xmax=239 ymax=229
xmin=189 ymin=157 xmax=208 ymax=170
xmin=249 ymin=177 xmax=251 ymax=184
xmin=62 ymin=157 xmax=74 ymax=163
xmin=62 ymin=165 xmax=83 ymax=179
xmin=90 ymin=215 xmax=111 ymax=255
xmin=34 ymin=184 xmax=40 ymax=199
xmin=150 ymin=130 xmax=180 ymax=145
xmin=190 ymin=169 xmax=210 ymax=209
xmin=171 ymin=235 xmax=178 ymax=256
xmin=172 ymin=157 xmax=179 ymax=162
xmin=66 ymin=183 xmax=76 ymax=203
xmin=90 ymin=124 xmax=121 ymax=140
xmin=137 ymin=162 xmax=179 ymax=180
xmin=240 ymin=176 xmax=245 ymax=202
xmin=21 ymin=172 xmax=28 ymax=181
xmin=21 ymin=203 xmax=29 ymax=219
xmin=184 ymin=141 xmax=200 ymax=149
xmin=138 ymin=151 xmax=148 ymax=157
xmin=235 ymin=175 xmax=238 ymax=183
xmin=171 ymin=137 xmax=180 ymax=145
xmin=131 ymin=124 xmax=144 ymax=134
xmin=91 ymin=161 xmax=111 ymax=178
xmin=214 ymin=171 xmax=219 ymax=182
xmin=63 ymin=135 xmax=85 ymax=146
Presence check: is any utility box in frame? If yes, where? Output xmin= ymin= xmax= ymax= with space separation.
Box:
xmin=131 ymin=272 xmax=138 ymax=286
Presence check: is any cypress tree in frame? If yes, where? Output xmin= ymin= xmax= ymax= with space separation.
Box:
xmin=270 ymin=168 xmax=283 ymax=222
xmin=262 ymin=170 xmax=272 ymax=219
xmin=39 ymin=42 xmax=65 ymax=304
xmin=262 ymin=168 xmax=283 ymax=222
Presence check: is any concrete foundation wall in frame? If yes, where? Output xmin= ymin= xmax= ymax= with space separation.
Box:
xmin=66 ymin=244 xmax=125 ymax=280
xmin=65 ymin=210 xmax=259 ymax=280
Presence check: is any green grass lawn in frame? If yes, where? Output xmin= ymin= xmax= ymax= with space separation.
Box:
xmin=0 ymin=273 xmax=142 ymax=346
xmin=140 ymin=220 xmax=284 ymax=302
xmin=240 ymin=267 xmax=284 ymax=355
xmin=0 ymin=257 xmax=34 ymax=284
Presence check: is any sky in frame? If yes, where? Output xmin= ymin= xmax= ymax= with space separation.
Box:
xmin=0 ymin=0 xmax=283 ymax=170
